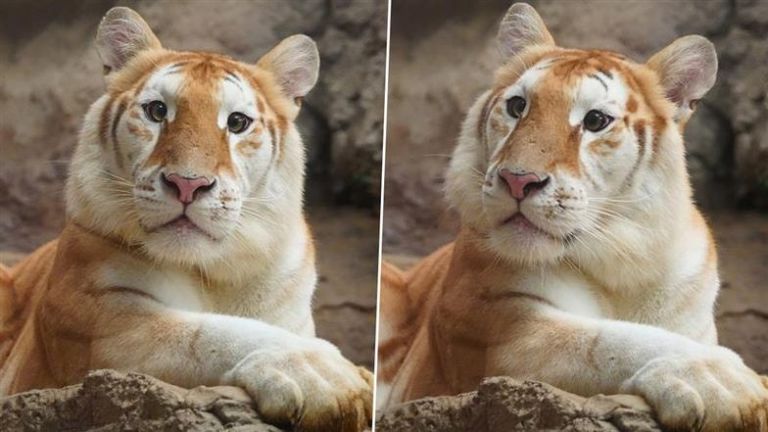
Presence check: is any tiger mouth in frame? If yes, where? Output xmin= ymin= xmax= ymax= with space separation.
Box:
xmin=162 ymin=215 xmax=200 ymax=230
xmin=148 ymin=214 xmax=219 ymax=241
xmin=500 ymin=213 xmax=564 ymax=242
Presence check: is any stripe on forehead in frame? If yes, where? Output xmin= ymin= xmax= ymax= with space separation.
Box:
xmin=569 ymin=70 xmax=628 ymax=127
xmin=587 ymin=73 xmax=609 ymax=91
xmin=503 ymin=58 xmax=552 ymax=96
xmin=224 ymin=71 xmax=244 ymax=92
xmin=145 ymin=63 xmax=186 ymax=89
xmin=218 ymin=70 xmax=258 ymax=126
xmin=543 ymin=50 xmax=626 ymax=84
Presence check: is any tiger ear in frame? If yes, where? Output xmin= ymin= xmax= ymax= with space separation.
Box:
xmin=497 ymin=3 xmax=555 ymax=60
xmin=647 ymin=35 xmax=717 ymax=121
xmin=96 ymin=7 xmax=162 ymax=76
xmin=257 ymin=34 xmax=320 ymax=102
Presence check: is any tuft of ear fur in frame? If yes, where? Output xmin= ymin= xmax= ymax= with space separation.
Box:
xmin=96 ymin=7 xmax=162 ymax=76
xmin=497 ymin=3 xmax=555 ymax=60
xmin=257 ymin=34 xmax=320 ymax=102
xmin=647 ymin=35 xmax=717 ymax=121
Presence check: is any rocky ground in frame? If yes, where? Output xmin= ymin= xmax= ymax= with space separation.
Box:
xmin=0 ymin=369 xmax=283 ymax=432
xmin=377 ymin=377 xmax=661 ymax=432
xmin=0 ymin=370 xmax=660 ymax=432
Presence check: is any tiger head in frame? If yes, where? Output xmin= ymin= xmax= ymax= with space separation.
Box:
xmin=66 ymin=7 xmax=319 ymax=265
xmin=446 ymin=3 xmax=717 ymax=265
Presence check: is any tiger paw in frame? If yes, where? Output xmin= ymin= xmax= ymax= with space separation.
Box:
xmin=621 ymin=349 xmax=768 ymax=432
xmin=224 ymin=338 xmax=372 ymax=432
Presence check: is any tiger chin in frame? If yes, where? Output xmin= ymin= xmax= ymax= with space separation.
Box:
xmin=378 ymin=3 xmax=768 ymax=431
xmin=0 ymin=7 xmax=371 ymax=432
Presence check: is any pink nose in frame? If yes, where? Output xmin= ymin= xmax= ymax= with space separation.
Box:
xmin=163 ymin=173 xmax=215 ymax=204
xmin=498 ymin=169 xmax=549 ymax=200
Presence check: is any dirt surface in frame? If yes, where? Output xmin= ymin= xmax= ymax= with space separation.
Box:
xmin=376 ymin=377 xmax=661 ymax=432
xmin=310 ymin=206 xmax=380 ymax=369
xmin=709 ymin=212 xmax=768 ymax=373
xmin=0 ymin=369 xmax=283 ymax=432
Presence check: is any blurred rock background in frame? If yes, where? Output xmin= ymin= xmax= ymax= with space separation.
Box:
xmin=0 ymin=0 xmax=386 ymax=369
xmin=384 ymin=0 xmax=767 ymax=374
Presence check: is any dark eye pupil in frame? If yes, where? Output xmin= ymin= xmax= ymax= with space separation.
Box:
xmin=506 ymin=96 xmax=526 ymax=118
xmin=144 ymin=101 xmax=167 ymax=122
xmin=583 ymin=110 xmax=611 ymax=132
xmin=227 ymin=112 xmax=251 ymax=133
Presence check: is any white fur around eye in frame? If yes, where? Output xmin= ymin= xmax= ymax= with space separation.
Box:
xmin=137 ymin=65 xmax=185 ymax=123
xmin=503 ymin=61 xmax=549 ymax=100
xmin=569 ymin=74 xmax=628 ymax=127
xmin=217 ymin=74 xmax=258 ymax=131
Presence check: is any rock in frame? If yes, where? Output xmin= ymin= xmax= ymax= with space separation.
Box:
xmin=376 ymin=377 xmax=662 ymax=432
xmin=685 ymin=102 xmax=735 ymax=208
xmin=313 ymin=0 xmax=388 ymax=207
xmin=0 ymin=369 xmax=283 ymax=432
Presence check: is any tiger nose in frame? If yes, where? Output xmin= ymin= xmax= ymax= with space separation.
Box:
xmin=162 ymin=173 xmax=215 ymax=204
xmin=498 ymin=168 xmax=550 ymax=200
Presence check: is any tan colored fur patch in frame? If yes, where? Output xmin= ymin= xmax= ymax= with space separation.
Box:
xmin=126 ymin=122 xmax=153 ymax=142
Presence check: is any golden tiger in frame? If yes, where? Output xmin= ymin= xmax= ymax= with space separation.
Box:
xmin=377 ymin=4 xmax=768 ymax=431
xmin=0 ymin=7 xmax=371 ymax=431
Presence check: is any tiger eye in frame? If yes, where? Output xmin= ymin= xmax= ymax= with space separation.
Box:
xmin=143 ymin=101 xmax=167 ymax=123
xmin=506 ymin=96 xmax=526 ymax=119
xmin=583 ymin=110 xmax=613 ymax=132
xmin=227 ymin=112 xmax=252 ymax=134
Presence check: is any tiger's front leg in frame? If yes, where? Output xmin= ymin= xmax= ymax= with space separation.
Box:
xmin=46 ymin=292 xmax=372 ymax=432
xmin=480 ymin=300 xmax=768 ymax=432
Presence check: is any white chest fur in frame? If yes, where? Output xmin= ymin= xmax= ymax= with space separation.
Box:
xmin=97 ymin=256 xmax=205 ymax=312
xmin=500 ymin=266 xmax=608 ymax=318
xmin=94 ymin=248 xmax=316 ymax=335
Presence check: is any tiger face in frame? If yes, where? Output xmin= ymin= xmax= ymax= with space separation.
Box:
xmin=67 ymin=8 xmax=318 ymax=264
xmin=446 ymin=4 xmax=716 ymax=265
